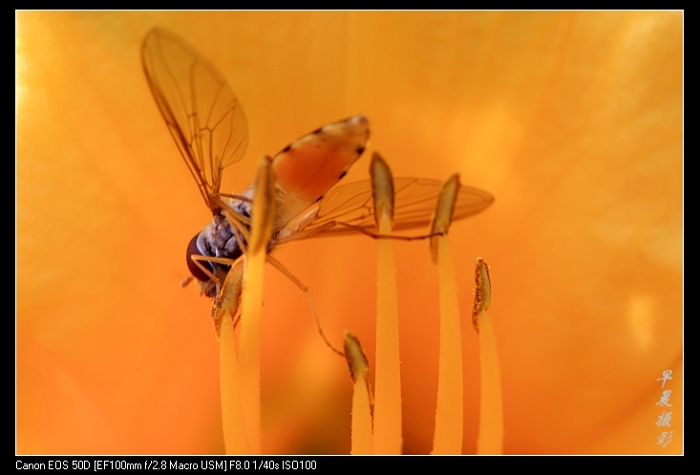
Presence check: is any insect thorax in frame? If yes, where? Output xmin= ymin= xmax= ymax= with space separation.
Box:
xmin=194 ymin=198 xmax=252 ymax=297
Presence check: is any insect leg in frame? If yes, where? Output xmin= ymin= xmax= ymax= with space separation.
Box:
xmin=334 ymin=221 xmax=448 ymax=242
xmin=190 ymin=254 xmax=226 ymax=284
xmin=265 ymin=254 xmax=345 ymax=358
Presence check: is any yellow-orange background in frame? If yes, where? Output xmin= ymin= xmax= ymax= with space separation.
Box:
xmin=17 ymin=11 xmax=682 ymax=454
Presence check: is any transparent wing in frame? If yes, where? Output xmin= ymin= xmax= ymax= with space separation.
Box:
xmin=141 ymin=28 xmax=248 ymax=212
xmin=305 ymin=177 xmax=494 ymax=237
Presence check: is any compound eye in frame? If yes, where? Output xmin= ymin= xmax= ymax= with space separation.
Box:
xmin=186 ymin=233 xmax=212 ymax=282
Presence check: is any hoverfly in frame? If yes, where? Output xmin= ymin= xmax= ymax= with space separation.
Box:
xmin=141 ymin=28 xmax=493 ymax=326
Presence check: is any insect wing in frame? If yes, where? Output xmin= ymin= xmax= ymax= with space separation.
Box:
xmin=271 ymin=115 xmax=370 ymax=228
xmin=306 ymin=177 xmax=494 ymax=237
xmin=141 ymin=28 xmax=248 ymax=212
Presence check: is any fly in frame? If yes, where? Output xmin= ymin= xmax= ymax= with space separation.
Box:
xmin=141 ymin=28 xmax=493 ymax=322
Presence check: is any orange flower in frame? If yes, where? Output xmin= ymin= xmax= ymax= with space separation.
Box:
xmin=17 ymin=11 xmax=682 ymax=454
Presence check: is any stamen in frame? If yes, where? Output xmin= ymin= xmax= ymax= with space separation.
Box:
xmin=473 ymin=257 xmax=503 ymax=455
xmin=229 ymin=155 xmax=276 ymax=454
xmin=429 ymin=174 xmax=464 ymax=454
xmin=370 ymin=152 xmax=403 ymax=454
xmin=345 ymin=331 xmax=373 ymax=455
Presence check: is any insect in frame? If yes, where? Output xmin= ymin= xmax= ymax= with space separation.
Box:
xmin=141 ymin=28 xmax=494 ymax=326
